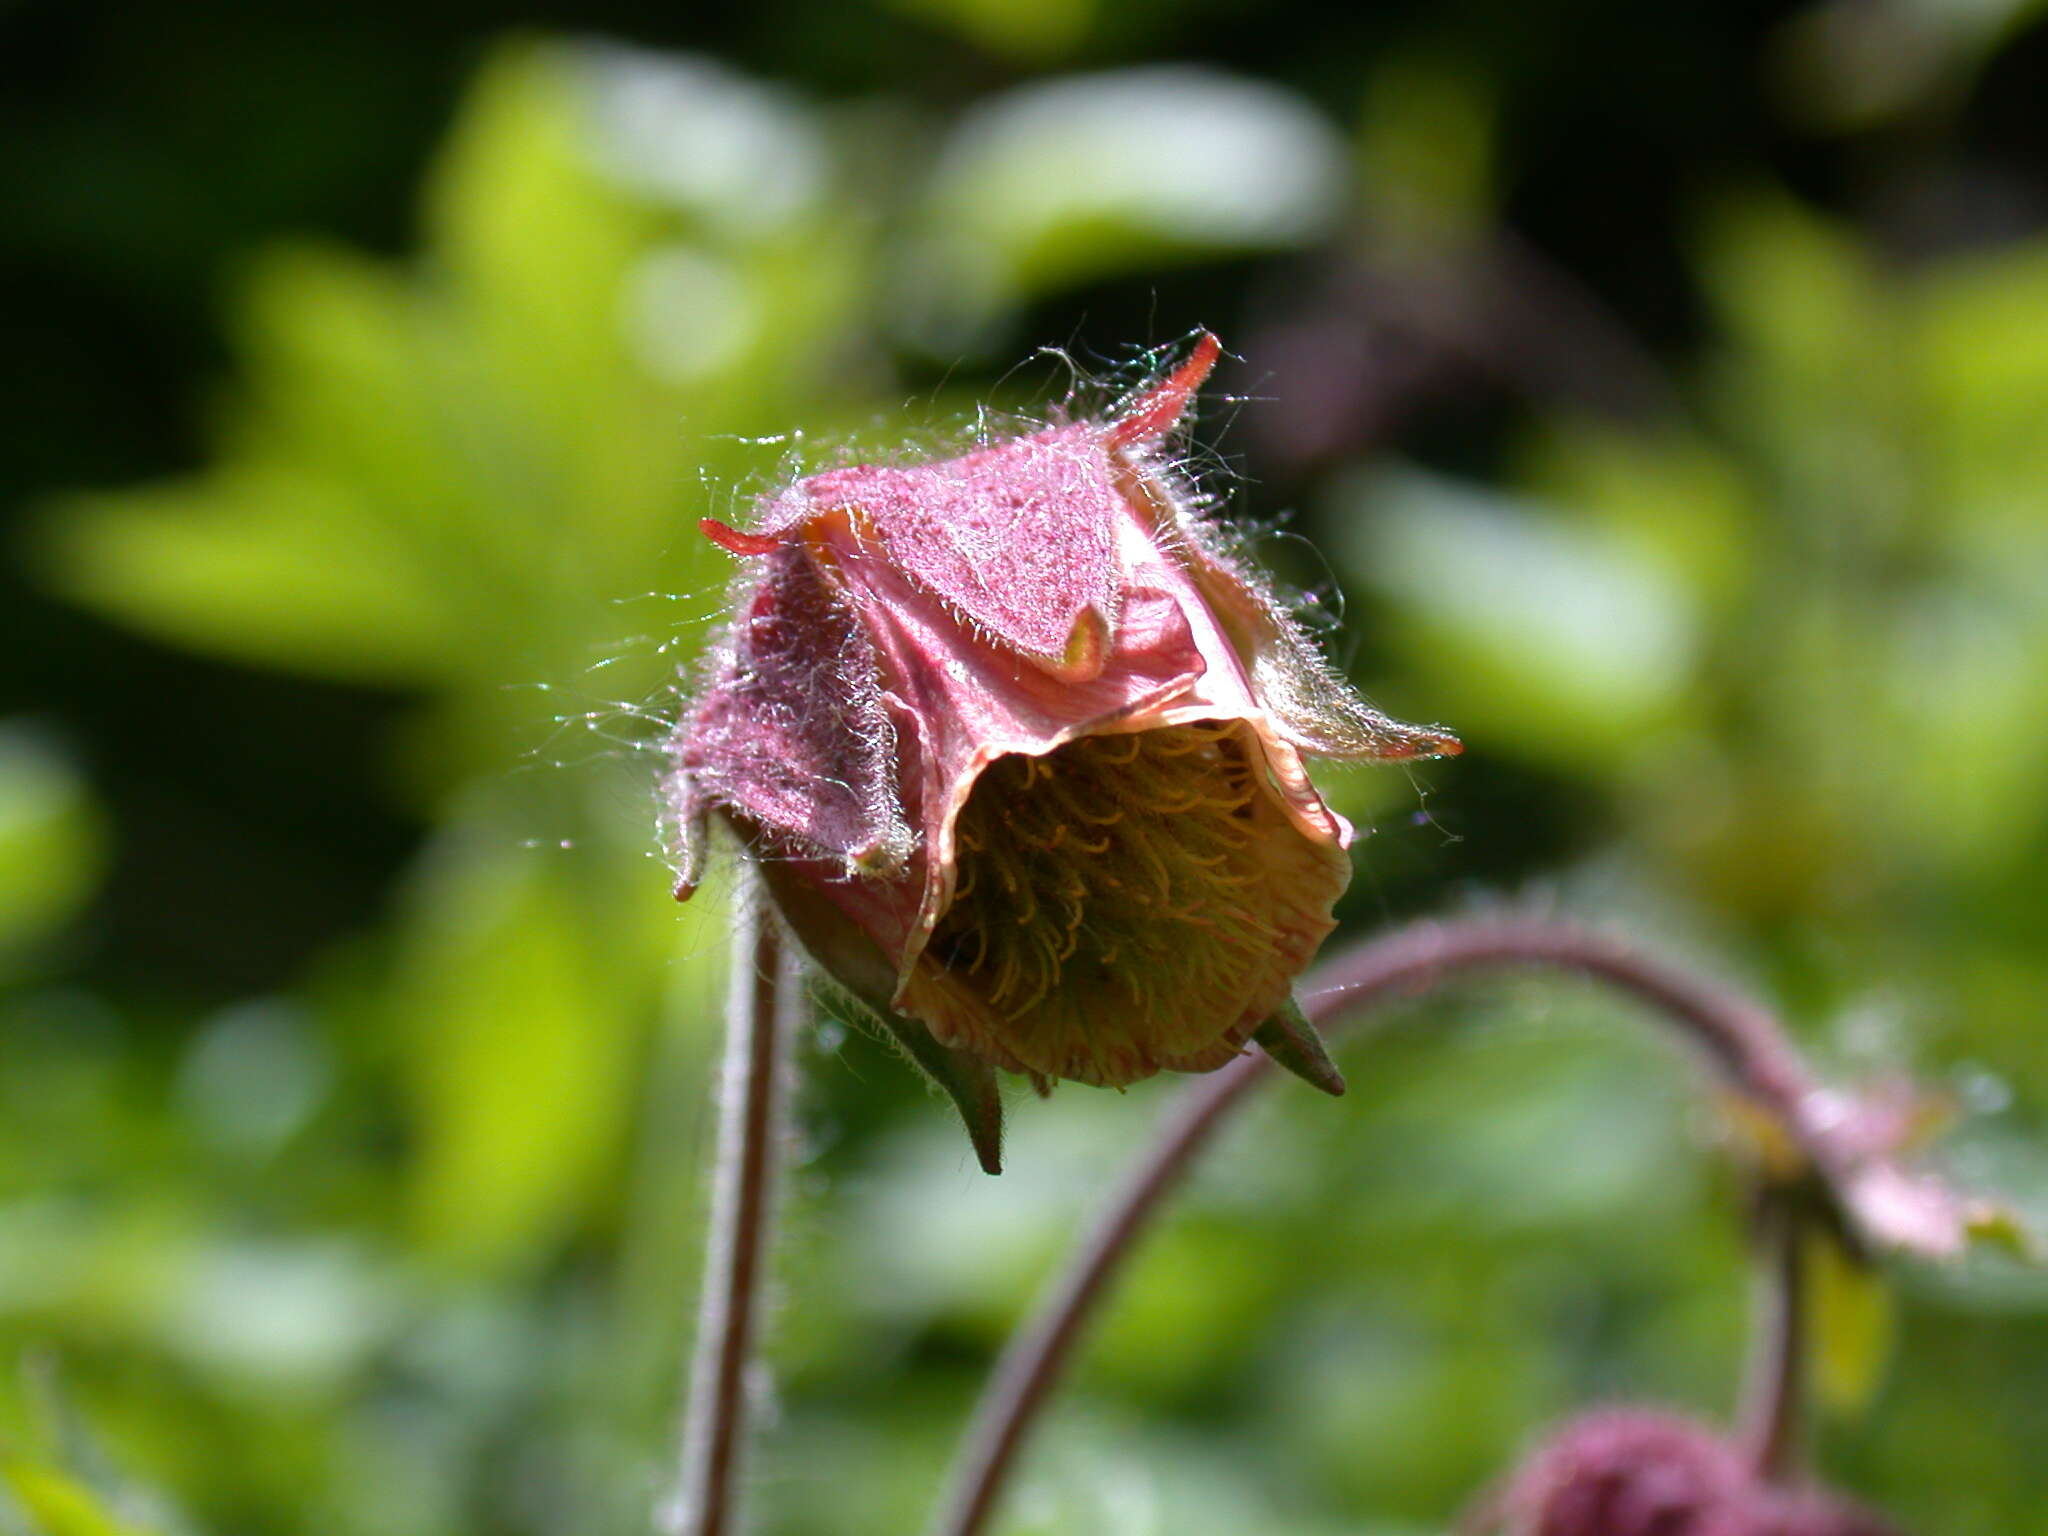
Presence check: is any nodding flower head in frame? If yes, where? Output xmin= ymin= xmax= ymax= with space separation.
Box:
xmin=666 ymin=335 xmax=1458 ymax=1171
xmin=1468 ymin=1410 xmax=1906 ymax=1536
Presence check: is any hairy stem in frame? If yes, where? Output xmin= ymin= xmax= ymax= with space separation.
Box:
xmin=664 ymin=871 xmax=798 ymax=1536
xmin=928 ymin=915 xmax=1828 ymax=1536
xmin=1737 ymin=1193 xmax=1807 ymax=1482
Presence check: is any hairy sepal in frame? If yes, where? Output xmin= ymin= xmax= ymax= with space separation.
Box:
xmin=1252 ymin=998 xmax=1346 ymax=1096
xmin=1196 ymin=542 xmax=1463 ymax=762
xmin=673 ymin=544 xmax=913 ymax=878
xmin=782 ymin=426 xmax=1125 ymax=675
xmin=761 ymin=858 xmax=1004 ymax=1174
xmin=1109 ymin=452 xmax=1460 ymax=763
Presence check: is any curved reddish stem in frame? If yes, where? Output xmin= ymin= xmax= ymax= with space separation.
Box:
xmin=927 ymin=916 xmax=1829 ymax=1536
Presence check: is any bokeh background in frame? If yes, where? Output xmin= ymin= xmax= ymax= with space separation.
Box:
xmin=6 ymin=0 xmax=2048 ymax=1531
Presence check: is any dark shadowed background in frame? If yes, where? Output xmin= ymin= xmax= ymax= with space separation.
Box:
xmin=3 ymin=0 xmax=2048 ymax=1531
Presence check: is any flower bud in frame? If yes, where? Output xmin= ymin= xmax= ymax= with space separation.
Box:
xmin=1468 ymin=1410 xmax=1905 ymax=1536
xmin=667 ymin=336 xmax=1457 ymax=1169
xmin=1478 ymin=1411 xmax=1744 ymax=1536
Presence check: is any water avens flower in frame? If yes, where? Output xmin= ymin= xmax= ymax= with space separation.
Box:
xmin=1467 ymin=1411 xmax=1905 ymax=1536
xmin=667 ymin=335 xmax=1457 ymax=1170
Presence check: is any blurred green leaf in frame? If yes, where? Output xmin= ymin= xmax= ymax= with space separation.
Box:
xmin=424 ymin=41 xmax=661 ymax=428
xmin=1516 ymin=422 xmax=1755 ymax=615
xmin=1768 ymin=0 xmax=2048 ymax=132
xmin=905 ymin=67 xmax=1346 ymax=344
xmin=39 ymin=40 xmax=853 ymax=782
xmin=1962 ymin=1202 xmax=2036 ymax=1260
xmin=1355 ymin=58 xmax=1496 ymax=243
xmin=0 ymin=727 xmax=103 ymax=969
xmin=0 ymin=1460 xmax=156 ymax=1536
xmin=1698 ymin=191 xmax=1877 ymax=389
xmin=1335 ymin=467 xmax=1699 ymax=768
xmin=1807 ymin=1235 xmax=1895 ymax=1415
xmin=1696 ymin=194 xmax=1913 ymax=517
xmin=47 ymin=449 xmax=466 ymax=690
xmin=886 ymin=0 xmax=1098 ymax=61
xmin=1918 ymin=237 xmax=2048 ymax=543
xmin=391 ymin=817 xmax=678 ymax=1272
xmin=163 ymin=1240 xmax=395 ymax=1403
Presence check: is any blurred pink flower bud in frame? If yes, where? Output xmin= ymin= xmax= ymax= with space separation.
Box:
xmin=1480 ymin=1411 xmax=1745 ymax=1536
xmin=667 ymin=336 xmax=1456 ymax=1170
xmin=1468 ymin=1410 xmax=1905 ymax=1536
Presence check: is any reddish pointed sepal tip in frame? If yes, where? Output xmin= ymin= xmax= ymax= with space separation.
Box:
xmin=700 ymin=516 xmax=781 ymax=556
xmin=1373 ymin=730 xmax=1463 ymax=763
xmin=1108 ymin=331 xmax=1223 ymax=449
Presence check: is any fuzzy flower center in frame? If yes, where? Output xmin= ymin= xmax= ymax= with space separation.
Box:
xmin=911 ymin=719 xmax=1341 ymax=1087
